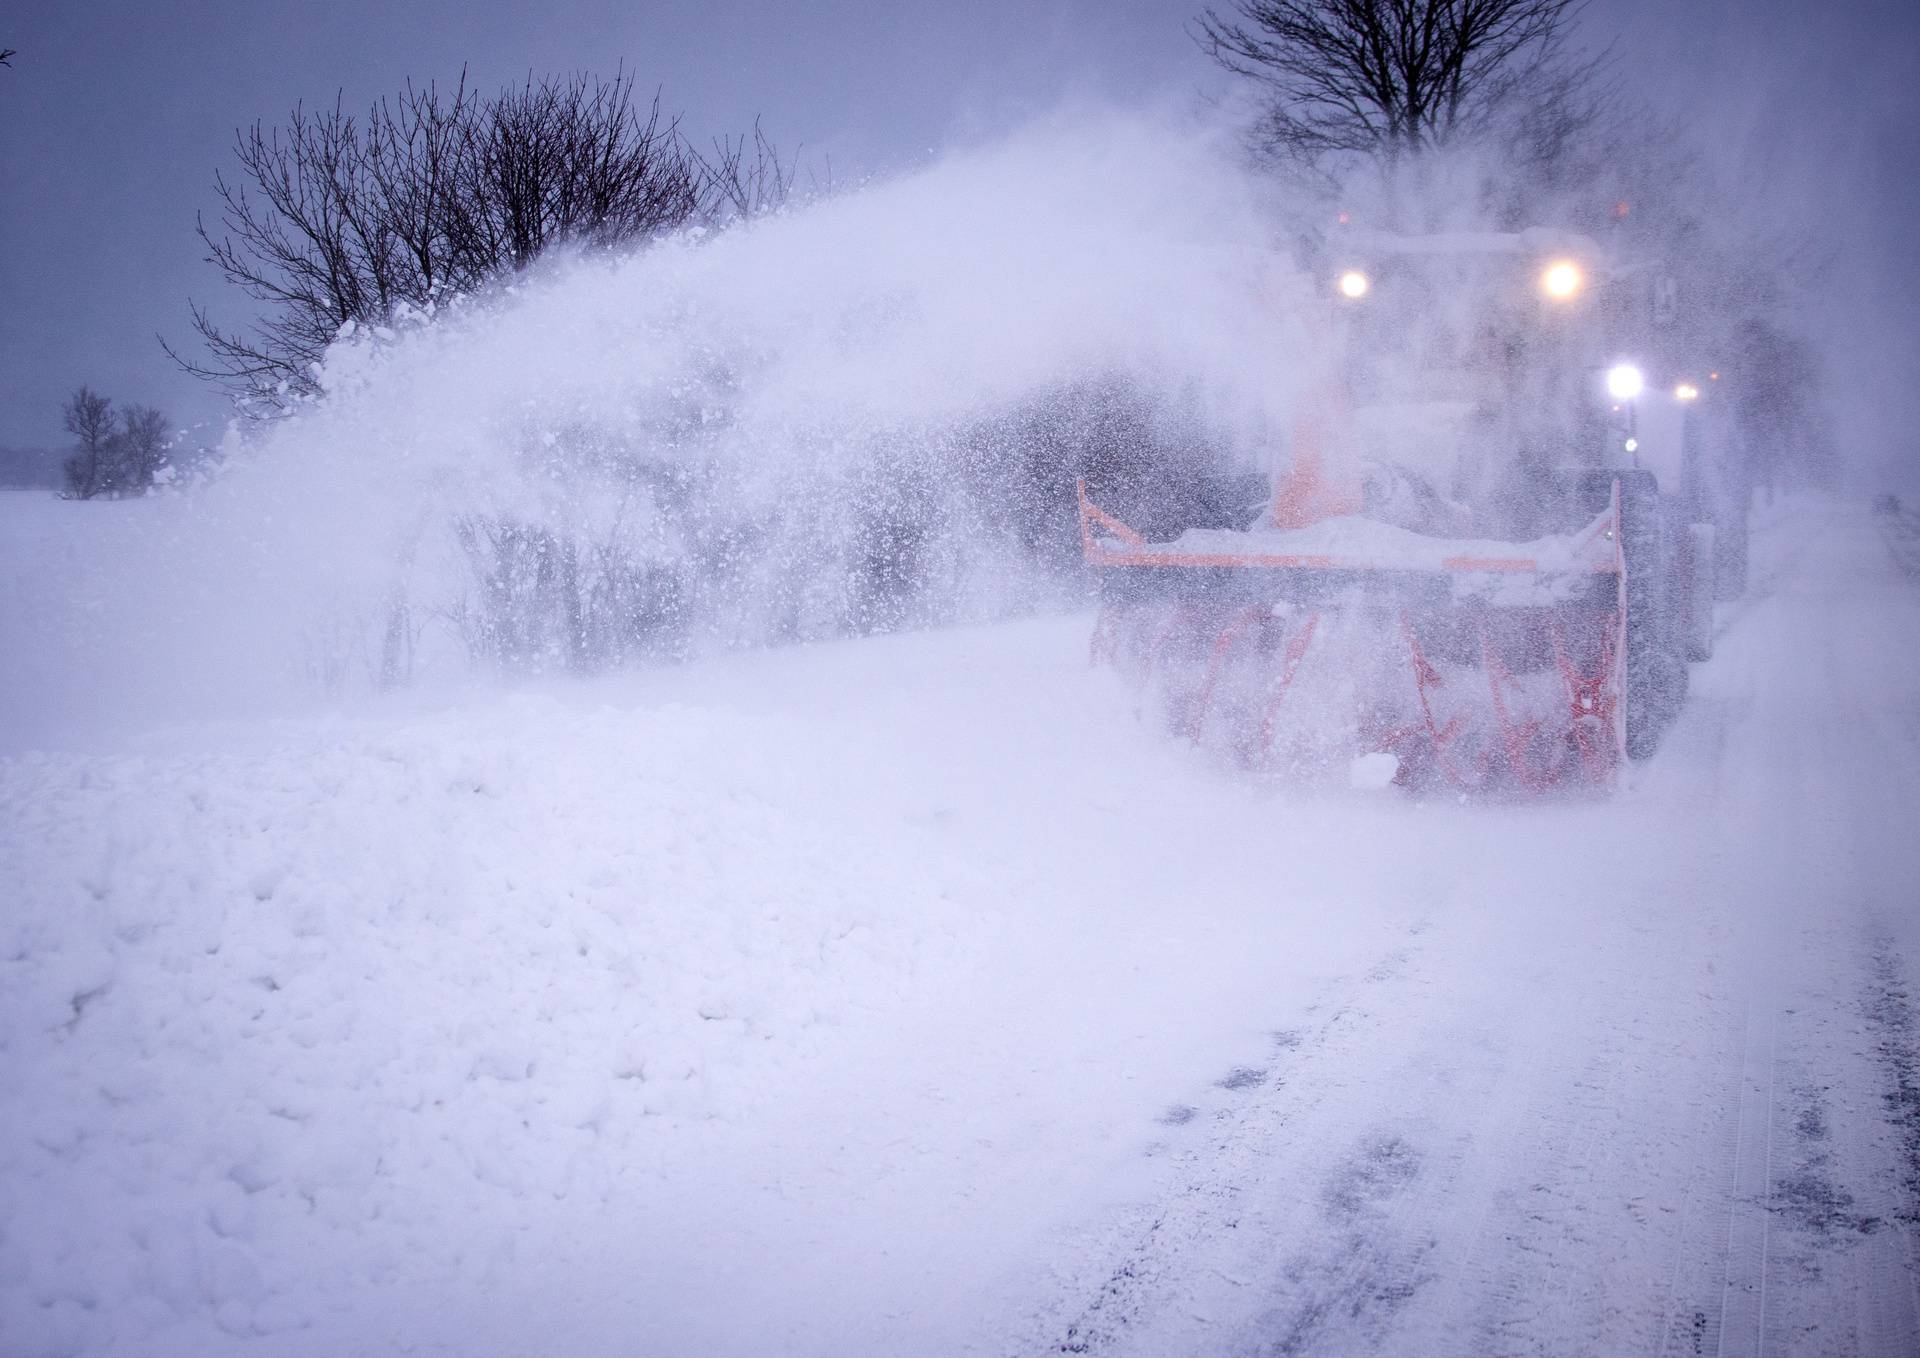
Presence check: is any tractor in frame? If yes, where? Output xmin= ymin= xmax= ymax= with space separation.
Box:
xmin=1079 ymin=221 xmax=1744 ymax=792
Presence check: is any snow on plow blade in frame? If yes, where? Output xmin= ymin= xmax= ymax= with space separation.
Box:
xmin=1079 ymin=478 xmax=1628 ymax=793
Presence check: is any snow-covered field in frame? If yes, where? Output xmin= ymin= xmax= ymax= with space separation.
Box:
xmin=4 ymin=490 xmax=1919 ymax=1356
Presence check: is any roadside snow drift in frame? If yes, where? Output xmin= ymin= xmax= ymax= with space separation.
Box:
xmin=0 ymin=599 xmax=1431 ymax=1357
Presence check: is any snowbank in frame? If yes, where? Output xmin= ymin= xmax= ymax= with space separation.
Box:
xmin=2 ymin=597 xmax=1448 ymax=1356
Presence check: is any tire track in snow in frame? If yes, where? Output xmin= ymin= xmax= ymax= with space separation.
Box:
xmin=1859 ymin=934 xmax=1920 ymax=1358
xmin=1687 ymin=507 xmax=1920 ymax=1358
xmin=1690 ymin=929 xmax=1920 ymax=1357
xmin=1046 ymin=738 xmax=1762 ymax=1357
xmin=1711 ymin=997 xmax=1781 ymax=1357
xmin=1653 ymin=1029 xmax=1747 ymax=1358
xmin=1866 ymin=939 xmax=1920 ymax=1229
xmin=1249 ymin=1132 xmax=1434 ymax=1358
xmin=1048 ymin=928 xmax=1437 ymax=1356
xmin=1447 ymin=872 xmax=1750 ymax=1358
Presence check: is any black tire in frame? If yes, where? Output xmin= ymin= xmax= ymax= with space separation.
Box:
xmin=1715 ymin=504 xmax=1750 ymax=601
xmin=1619 ymin=474 xmax=1689 ymax=759
xmin=1685 ymin=523 xmax=1716 ymax=663
xmin=1559 ymin=468 xmax=1684 ymax=761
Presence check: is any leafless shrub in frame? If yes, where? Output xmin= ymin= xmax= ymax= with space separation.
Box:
xmin=451 ymin=514 xmax=686 ymax=673
xmin=172 ymin=71 xmax=785 ymax=410
xmin=697 ymin=122 xmax=799 ymax=223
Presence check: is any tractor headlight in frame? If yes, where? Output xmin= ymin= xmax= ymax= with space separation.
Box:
xmin=1337 ymin=269 xmax=1371 ymax=300
xmin=1606 ymin=363 xmax=1645 ymax=401
xmin=1540 ymin=259 xmax=1584 ymax=300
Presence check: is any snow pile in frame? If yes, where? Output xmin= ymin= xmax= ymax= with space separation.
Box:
xmin=0 ymin=688 xmax=995 ymax=1354
xmin=0 ymin=605 xmax=1442 ymax=1357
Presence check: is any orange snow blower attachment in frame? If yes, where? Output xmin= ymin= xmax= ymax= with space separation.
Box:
xmin=1079 ymin=474 xmax=1628 ymax=793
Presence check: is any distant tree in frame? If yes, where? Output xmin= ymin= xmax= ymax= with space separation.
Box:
xmin=61 ymin=387 xmax=115 ymax=499
xmin=1194 ymin=0 xmax=1591 ymax=161
xmin=1729 ymin=319 xmax=1828 ymax=492
xmin=58 ymin=391 xmax=173 ymax=498
xmin=116 ymin=404 xmax=172 ymax=493
xmin=171 ymin=71 xmax=777 ymax=411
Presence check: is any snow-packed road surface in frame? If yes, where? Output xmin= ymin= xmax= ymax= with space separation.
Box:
xmin=4 ymin=495 xmax=1918 ymax=1357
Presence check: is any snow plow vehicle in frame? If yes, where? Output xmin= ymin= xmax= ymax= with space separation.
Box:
xmin=1080 ymin=226 xmax=1745 ymax=793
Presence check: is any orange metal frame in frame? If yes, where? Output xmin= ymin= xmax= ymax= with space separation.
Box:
xmin=1077 ymin=478 xmax=1621 ymax=579
xmin=1080 ymin=478 xmax=1628 ymax=790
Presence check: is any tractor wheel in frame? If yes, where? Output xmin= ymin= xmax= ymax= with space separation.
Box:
xmin=1617 ymin=472 xmax=1685 ymax=761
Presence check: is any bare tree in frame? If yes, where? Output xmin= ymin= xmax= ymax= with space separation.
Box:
xmin=118 ymin=405 xmax=172 ymax=493
xmin=62 ymin=388 xmax=115 ymax=499
xmin=1194 ymin=0 xmax=1589 ymax=160
xmin=170 ymin=70 xmax=760 ymax=410
xmin=1 ymin=47 xmax=16 ymax=68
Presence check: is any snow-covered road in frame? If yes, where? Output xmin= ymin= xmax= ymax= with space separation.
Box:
xmin=1031 ymin=499 xmax=1920 ymax=1357
xmin=4 ymin=496 xmax=1918 ymax=1357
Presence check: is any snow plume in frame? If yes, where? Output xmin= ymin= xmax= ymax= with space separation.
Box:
xmin=0 ymin=111 xmax=1315 ymax=748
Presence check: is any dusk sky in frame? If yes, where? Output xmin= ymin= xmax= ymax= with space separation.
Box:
xmin=2 ymin=1 xmax=1915 ymax=476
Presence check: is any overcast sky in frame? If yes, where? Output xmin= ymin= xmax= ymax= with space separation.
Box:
xmin=2 ymin=1 xmax=1915 ymax=470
